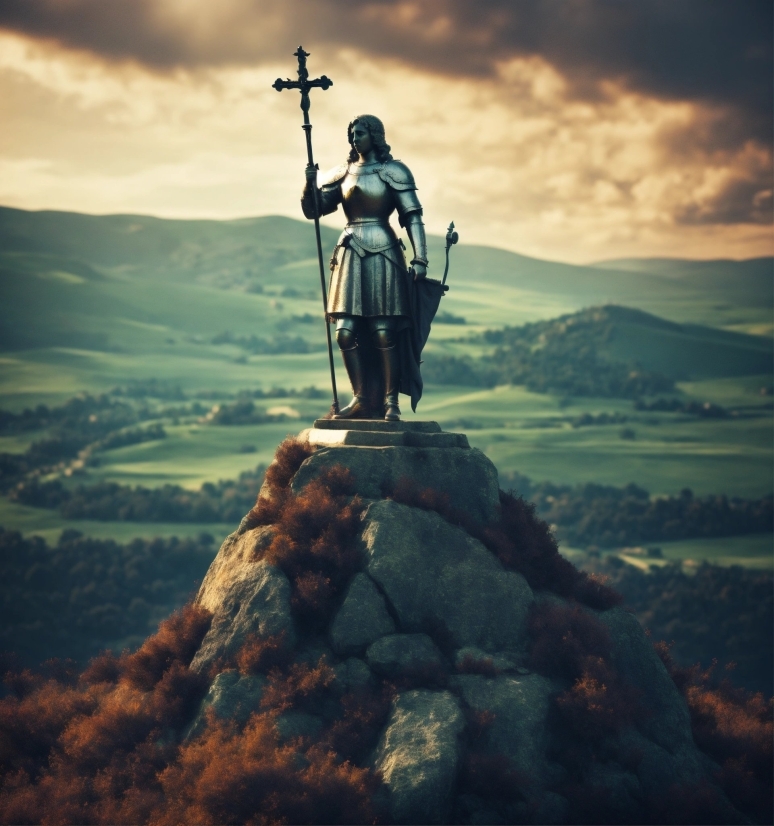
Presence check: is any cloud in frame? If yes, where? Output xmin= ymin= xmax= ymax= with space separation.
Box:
xmin=1 ymin=30 xmax=770 ymax=264
xmin=1 ymin=0 xmax=770 ymax=140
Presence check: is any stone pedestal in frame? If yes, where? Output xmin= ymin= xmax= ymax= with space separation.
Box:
xmin=299 ymin=419 xmax=469 ymax=448
xmin=293 ymin=419 xmax=499 ymax=524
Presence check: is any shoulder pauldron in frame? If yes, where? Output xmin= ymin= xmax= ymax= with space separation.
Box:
xmin=378 ymin=160 xmax=417 ymax=191
xmin=319 ymin=162 xmax=348 ymax=189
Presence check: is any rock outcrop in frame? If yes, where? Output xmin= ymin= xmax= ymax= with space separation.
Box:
xmin=185 ymin=421 xmax=747 ymax=825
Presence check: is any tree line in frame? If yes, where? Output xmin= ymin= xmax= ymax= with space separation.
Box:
xmin=580 ymin=555 xmax=773 ymax=697
xmin=0 ymin=527 xmax=215 ymax=668
xmin=10 ymin=465 xmax=266 ymax=524
xmin=502 ymin=473 xmax=773 ymax=548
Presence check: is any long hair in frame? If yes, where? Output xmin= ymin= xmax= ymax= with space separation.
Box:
xmin=347 ymin=115 xmax=393 ymax=163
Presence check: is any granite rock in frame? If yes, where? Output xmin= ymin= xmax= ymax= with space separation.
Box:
xmin=291 ymin=444 xmax=501 ymax=524
xmin=190 ymin=527 xmax=295 ymax=672
xmin=362 ymin=499 xmax=534 ymax=652
xmin=372 ymin=689 xmax=465 ymax=824
xmin=186 ymin=670 xmax=266 ymax=739
xmin=366 ymin=633 xmax=446 ymax=679
xmin=450 ymin=673 xmax=560 ymax=788
xmin=330 ymin=572 xmax=396 ymax=656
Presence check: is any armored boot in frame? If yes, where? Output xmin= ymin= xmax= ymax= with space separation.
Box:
xmin=379 ymin=343 xmax=401 ymax=422
xmin=334 ymin=321 xmax=370 ymax=419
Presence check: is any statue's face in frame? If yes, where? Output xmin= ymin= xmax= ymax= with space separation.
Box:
xmin=351 ymin=122 xmax=372 ymax=157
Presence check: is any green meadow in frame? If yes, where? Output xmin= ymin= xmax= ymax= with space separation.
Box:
xmin=0 ymin=206 xmax=771 ymax=567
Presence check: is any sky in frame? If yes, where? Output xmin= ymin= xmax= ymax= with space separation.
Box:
xmin=0 ymin=0 xmax=771 ymax=264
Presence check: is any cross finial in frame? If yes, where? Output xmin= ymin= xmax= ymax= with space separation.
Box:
xmin=272 ymin=46 xmax=332 ymax=116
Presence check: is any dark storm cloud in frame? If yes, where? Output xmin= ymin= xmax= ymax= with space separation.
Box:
xmin=676 ymin=178 xmax=774 ymax=226
xmin=2 ymin=0 xmax=771 ymax=227
xmin=1 ymin=0 xmax=770 ymax=125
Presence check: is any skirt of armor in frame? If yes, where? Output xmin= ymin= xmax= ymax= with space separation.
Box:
xmin=327 ymin=246 xmax=410 ymax=318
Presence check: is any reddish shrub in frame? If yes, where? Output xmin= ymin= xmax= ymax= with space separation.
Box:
xmin=656 ymin=642 xmax=773 ymax=823
xmin=0 ymin=678 xmax=102 ymax=778
xmin=0 ymin=604 xmax=213 ymax=825
xmin=122 ymin=604 xmax=212 ymax=691
xmin=253 ymin=469 xmax=365 ymax=630
xmin=389 ymin=476 xmax=457 ymax=523
xmin=152 ymin=712 xmax=381 ymax=826
xmin=80 ymin=651 xmax=122 ymax=685
xmin=555 ymin=656 xmax=639 ymax=740
xmin=488 ymin=491 xmax=621 ymax=609
xmin=260 ymin=657 xmax=337 ymax=715
xmin=527 ymin=600 xmax=612 ymax=681
xmin=235 ymin=632 xmax=291 ymax=676
xmin=263 ymin=436 xmax=315 ymax=495
xmin=243 ymin=437 xmax=315 ymax=529
xmin=528 ymin=599 xmax=640 ymax=789
xmin=291 ymin=570 xmax=336 ymax=622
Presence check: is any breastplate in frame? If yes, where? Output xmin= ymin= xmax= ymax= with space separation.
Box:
xmin=340 ymin=164 xmax=399 ymax=253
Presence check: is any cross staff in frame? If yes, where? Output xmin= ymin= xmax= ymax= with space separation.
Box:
xmin=273 ymin=47 xmax=339 ymax=413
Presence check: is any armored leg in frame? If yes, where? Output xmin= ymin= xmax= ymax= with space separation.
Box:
xmin=333 ymin=316 xmax=369 ymax=419
xmin=370 ymin=317 xmax=401 ymax=422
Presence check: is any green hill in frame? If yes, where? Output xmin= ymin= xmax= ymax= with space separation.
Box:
xmin=2 ymin=206 xmax=771 ymax=357
xmin=426 ymin=305 xmax=772 ymax=399
xmin=594 ymin=256 xmax=772 ymax=307
xmin=521 ymin=305 xmax=773 ymax=382
xmin=0 ymin=206 xmax=771 ymax=408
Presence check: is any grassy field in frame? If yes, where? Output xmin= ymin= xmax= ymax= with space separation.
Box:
xmin=1 ymin=208 xmax=771 ymax=567
xmin=0 ymin=497 xmax=232 ymax=546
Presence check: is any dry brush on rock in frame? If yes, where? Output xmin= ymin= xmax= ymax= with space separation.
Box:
xmin=0 ymin=435 xmax=770 ymax=825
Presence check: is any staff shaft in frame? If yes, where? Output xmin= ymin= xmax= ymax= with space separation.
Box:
xmin=301 ymin=115 xmax=339 ymax=413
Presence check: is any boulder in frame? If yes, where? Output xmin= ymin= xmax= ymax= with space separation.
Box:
xmin=372 ymin=689 xmax=465 ymax=825
xmin=190 ymin=528 xmax=295 ymax=672
xmin=195 ymin=525 xmax=274 ymax=604
xmin=330 ymin=572 xmax=396 ymax=656
xmin=366 ymin=633 xmax=446 ymax=679
xmin=334 ymin=657 xmax=375 ymax=693
xmin=450 ymin=673 xmax=560 ymax=788
xmin=291 ymin=444 xmax=501 ymax=524
xmin=597 ymin=607 xmax=706 ymax=783
xmin=186 ymin=670 xmax=266 ymax=739
xmin=363 ymin=500 xmax=534 ymax=652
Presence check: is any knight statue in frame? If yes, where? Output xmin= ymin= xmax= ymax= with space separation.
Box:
xmin=301 ymin=114 xmax=428 ymax=421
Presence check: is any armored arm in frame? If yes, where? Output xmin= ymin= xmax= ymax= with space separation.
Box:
xmin=301 ymin=164 xmax=343 ymax=219
xmin=404 ymin=211 xmax=428 ymax=278
xmin=382 ymin=161 xmax=428 ymax=278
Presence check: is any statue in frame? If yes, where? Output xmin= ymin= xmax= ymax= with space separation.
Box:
xmin=273 ymin=48 xmax=455 ymax=421
xmin=301 ymin=115 xmax=428 ymax=421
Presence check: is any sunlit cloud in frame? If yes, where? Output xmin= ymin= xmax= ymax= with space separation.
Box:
xmin=0 ymin=28 xmax=771 ymax=263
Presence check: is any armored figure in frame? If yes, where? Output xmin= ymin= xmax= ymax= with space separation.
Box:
xmin=302 ymin=114 xmax=428 ymax=421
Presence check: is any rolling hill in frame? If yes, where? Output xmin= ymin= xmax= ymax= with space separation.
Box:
xmin=2 ymin=206 xmax=772 ymax=355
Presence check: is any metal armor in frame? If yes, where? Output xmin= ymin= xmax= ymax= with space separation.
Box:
xmin=302 ymin=159 xmax=426 ymax=267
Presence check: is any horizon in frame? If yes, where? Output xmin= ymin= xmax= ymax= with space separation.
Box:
xmin=2 ymin=203 xmax=770 ymax=268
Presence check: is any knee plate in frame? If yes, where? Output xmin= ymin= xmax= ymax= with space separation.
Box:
xmin=335 ymin=316 xmax=358 ymax=351
xmin=368 ymin=316 xmax=397 ymax=350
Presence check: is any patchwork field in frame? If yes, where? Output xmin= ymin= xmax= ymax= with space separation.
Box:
xmin=0 ymin=206 xmax=771 ymax=570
